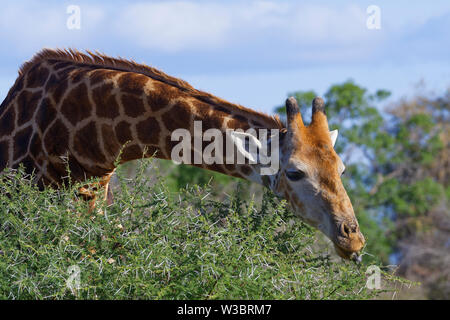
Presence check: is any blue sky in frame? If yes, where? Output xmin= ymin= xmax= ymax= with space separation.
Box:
xmin=0 ymin=0 xmax=449 ymax=114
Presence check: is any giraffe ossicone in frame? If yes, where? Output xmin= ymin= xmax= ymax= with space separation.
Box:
xmin=0 ymin=48 xmax=365 ymax=260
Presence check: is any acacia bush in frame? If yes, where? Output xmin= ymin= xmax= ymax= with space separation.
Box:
xmin=0 ymin=160 xmax=405 ymax=299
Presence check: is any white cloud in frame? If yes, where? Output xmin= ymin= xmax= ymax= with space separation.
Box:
xmin=114 ymin=1 xmax=377 ymax=53
xmin=116 ymin=1 xmax=232 ymax=52
xmin=0 ymin=0 xmax=448 ymax=68
xmin=289 ymin=4 xmax=368 ymax=44
xmin=0 ymin=1 xmax=105 ymax=53
xmin=0 ymin=2 xmax=64 ymax=51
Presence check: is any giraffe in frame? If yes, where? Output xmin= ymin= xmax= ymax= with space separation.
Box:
xmin=0 ymin=48 xmax=365 ymax=260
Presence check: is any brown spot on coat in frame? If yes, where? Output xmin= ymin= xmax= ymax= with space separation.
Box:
xmin=74 ymin=121 xmax=106 ymax=163
xmin=36 ymin=98 xmax=57 ymax=133
xmin=89 ymin=69 xmax=118 ymax=86
xmin=17 ymin=90 xmax=41 ymax=126
xmin=226 ymin=118 xmax=250 ymax=130
xmin=70 ymin=68 xmax=88 ymax=84
xmin=121 ymin=94 xmax=146 ymax=117
xmin=213 ymin=105 xmax=232 ymax=114
xmin=93 ymin=83 xmax=120 ymax=119
xmin=232 ymin=114 xmax=248 ymax=123
xmin=194 ymin=101 xmax=228 ymax=130
xmin=26 ymin=64 xmax=49 ymax=88
xmin=57 ymin=66 xmax=77 ymax=80
xmin=29 ymin=133 xmax=42 ymax=160
xmin=136 ymin=117 xmax=160 ymax=145
xmin=45 ymin=74 xmax=68 ymax=105
xmin=13 ymin=126 xmax=33 ymax=159
xmin=44 ymin=119 xmax=69 ymax=156
xmin=161 ymin=101 xmax=190 ymax=131
xmin=61 ymin=83 xmax=91 ymax=126
xmin=117 ymin=72 xmax=148 ymax=96
xmin=0 ymin=106 xmax=16 ymax=136
xmin=146 ymin=81 xmax=173 ymax=111
xmin=115 ymin=121 xmax=133 ymax=145
xmin=101 ymin=124 xmax=121 ymax=158
xmin=52 ymin=61 xmax=72 ymax=70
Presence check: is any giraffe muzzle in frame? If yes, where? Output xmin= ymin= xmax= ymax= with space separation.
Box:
xmin=332 ymin=220 xmax=365 ymax=261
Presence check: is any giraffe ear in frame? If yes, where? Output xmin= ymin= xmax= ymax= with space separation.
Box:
xmin=330 ymin=129 xmax=338 ymax=147
xmin=229 ymin=131 xmax=261 ymax=163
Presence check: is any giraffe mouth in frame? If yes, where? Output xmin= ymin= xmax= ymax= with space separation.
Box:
xmin=330 ymin=220 xmax=365 ymax=262
xmin=333 ymin=243 xmax=362 ymax=262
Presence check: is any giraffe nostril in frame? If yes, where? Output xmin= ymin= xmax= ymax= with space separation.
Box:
xmin=340 ymin=223 xmax=349 ymax=237
xmin=340 ymin=222 xmax=357 ymax=238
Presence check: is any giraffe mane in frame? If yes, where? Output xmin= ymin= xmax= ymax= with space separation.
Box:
xmin=19 ymin=48 xmax=284 ymax=129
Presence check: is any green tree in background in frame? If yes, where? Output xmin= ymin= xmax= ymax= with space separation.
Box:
xmin=383 ymin=92 xmax=449 ymax=299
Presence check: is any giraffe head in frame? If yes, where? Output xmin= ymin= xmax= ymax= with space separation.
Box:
xmin=274 ymin=97 xmax=365 ymax=260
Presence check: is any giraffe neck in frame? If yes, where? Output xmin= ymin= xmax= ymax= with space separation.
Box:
xmin=108 ymin=72 xmax=283 ymax=186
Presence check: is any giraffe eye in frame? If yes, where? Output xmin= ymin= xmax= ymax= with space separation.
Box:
xmin=286 ymin=170 xmax=306 ymax=181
